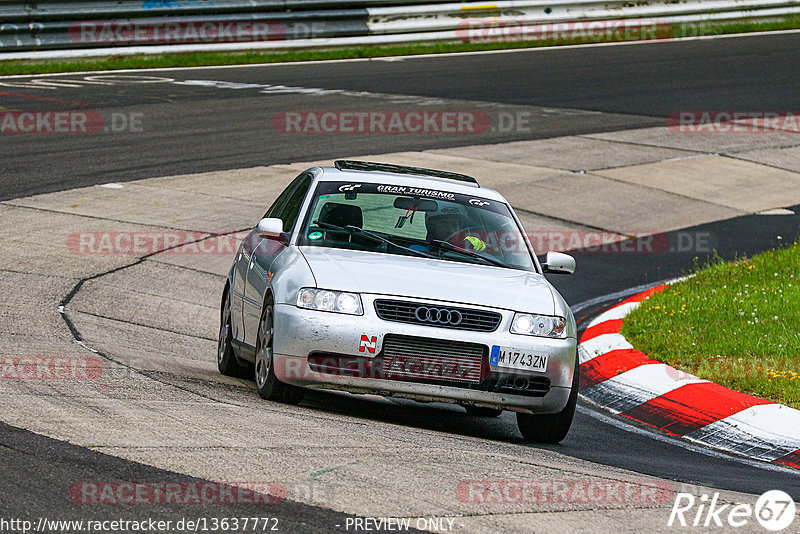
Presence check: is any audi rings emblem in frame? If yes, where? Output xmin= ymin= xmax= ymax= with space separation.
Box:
xmin=415 ymin=306 xmax=463 ymax=326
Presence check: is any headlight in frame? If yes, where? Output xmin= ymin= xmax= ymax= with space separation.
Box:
xmin=510 ymin=313 xmax=566 ymax=338
xmin=296 ymin=288 xmax=363 ymax=315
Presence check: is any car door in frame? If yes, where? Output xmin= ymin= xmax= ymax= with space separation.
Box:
xmin=231 ymin=174 xmax=302 ymax=346
xmin=242 ymin=172 xmax=313 ymax=348
xmin=230 ymin=234 xmax=253 ymax=343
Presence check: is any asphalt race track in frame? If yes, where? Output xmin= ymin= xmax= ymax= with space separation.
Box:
xmin=2 ymin=32 xmax=800 ymax=532
xmin=1 ymin=32 xmax=799 ymax=199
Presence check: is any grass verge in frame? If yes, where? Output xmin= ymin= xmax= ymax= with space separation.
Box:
xmin=1 ymin=17 xmax=799 ymax=76
xmin=622 ymin=240 xmax=800 ymax=408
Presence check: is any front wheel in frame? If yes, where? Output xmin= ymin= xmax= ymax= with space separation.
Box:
xmin=516 ymin=355 xmax=579 ymax=444
xmin=254 ymin=296 xmax=304 ymax=405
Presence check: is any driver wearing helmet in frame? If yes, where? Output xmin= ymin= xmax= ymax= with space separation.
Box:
xmin=410 ymin=211 xmax=486 ymax=252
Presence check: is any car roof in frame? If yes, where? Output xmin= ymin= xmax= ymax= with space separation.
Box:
xmin=311 ymin=163 xmax=508 ymax=203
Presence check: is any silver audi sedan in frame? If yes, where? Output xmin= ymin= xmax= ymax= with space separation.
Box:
xmin=218 ymin=160 xmax=578 ymax=443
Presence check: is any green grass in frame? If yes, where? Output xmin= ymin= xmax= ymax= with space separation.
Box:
xmin=622 ymin=240 xmax=800 ymax=408
xmin=1 ymin=16 xmax=799 ymax=75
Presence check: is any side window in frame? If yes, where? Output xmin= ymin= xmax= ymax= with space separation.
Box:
xmin=263 ymin=172 xmax=310 ymax=220
xmin=274 ymin=174 xmax=312 ymax=232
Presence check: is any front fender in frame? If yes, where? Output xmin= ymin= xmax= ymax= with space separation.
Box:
xmin=268 ymin=247 xmax=317 ymax=306
xmin=552 ymin=287 xmax=577 ymax=340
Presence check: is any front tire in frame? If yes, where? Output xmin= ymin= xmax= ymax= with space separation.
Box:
xmin=516 ymin=354 xmax=579 ymax=444
xmin=218 ymin=290 xmax=247 ymax=377
xmin=254 ymin=296 xmax=304 ymax=404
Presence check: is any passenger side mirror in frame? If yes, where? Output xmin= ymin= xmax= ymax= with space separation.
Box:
xmin=257 ymin=218 xmax=288 ymax=244
xmin=541 ymin=251 xmax=575 ymax=274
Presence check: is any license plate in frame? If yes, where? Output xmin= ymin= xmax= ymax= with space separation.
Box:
xmin=490 ymin=345 xmax=548 ymax=372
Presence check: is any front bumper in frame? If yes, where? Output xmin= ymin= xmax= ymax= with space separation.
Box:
xmin=272 ymin=295 xmax=577 ymax=414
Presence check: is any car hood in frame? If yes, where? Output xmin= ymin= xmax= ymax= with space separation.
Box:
xmin=299 ymin=246 xmax=555 ymax=314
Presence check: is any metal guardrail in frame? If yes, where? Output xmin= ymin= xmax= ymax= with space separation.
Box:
xmin=0 ymin=0 xmax=433 ymax=21
xmin=369 ymin=0 xmax=800 ymax=34
xmin=0 ymin=0 xmax=798 ymax=59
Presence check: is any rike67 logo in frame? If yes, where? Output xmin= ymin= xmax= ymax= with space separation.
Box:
xmin=669 ymin=490 xmax=795 ymax=531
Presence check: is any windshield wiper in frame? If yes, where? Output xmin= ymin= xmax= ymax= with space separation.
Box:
xmin=312 ymin=221 xmax=437 ymax=259
xmin=430 ymin=239 xmax=511 ymax=269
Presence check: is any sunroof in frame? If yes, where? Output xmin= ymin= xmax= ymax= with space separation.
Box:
xmin=334 ymin=160 xmax=479 ymax=187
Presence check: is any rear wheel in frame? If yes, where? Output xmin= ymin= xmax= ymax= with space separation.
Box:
xmin=254 ymin=296 xmax=304 ymax=404
xmin=463 ymin=405 xmax=503 ymax=418
xmin=516 ymin=355 xmax=579 ymax=444
xmin=218 ymin=290 xmax=247 ymax=377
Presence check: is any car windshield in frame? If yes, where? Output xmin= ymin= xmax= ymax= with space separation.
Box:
xmin=298 ymin=181 xmax=536 ymax=271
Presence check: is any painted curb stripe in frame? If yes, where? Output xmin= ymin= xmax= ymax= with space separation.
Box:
xmin=580 ymin=318 xmax=624 ymax=343
xmin=616 ymin=284 xmax=666 ymax=305
xmin=686 ymin=404 xmax=800 ymax=460
xmin=578 ymin=333 xmax=633 ymax=363
xmin=620 ymin=382 xmax=773 ymax=436
xmin=582 ymin=364 xmax=708 ymax=414
xmin=579 ymin=348 xmax=656 ymax=390
xmin=583 ymin=301 xmax=642 ymax=328
xmin=577 ymin=282 xmax=800 ymax=468
xmin=774 ymin=449 xmax=800 ymax=469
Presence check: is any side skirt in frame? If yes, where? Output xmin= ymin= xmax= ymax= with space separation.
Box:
xmin=231 ymin=339 xmax=257 ymax=364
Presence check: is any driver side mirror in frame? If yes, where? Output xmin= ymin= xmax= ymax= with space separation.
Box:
xmin=541 ymin=251 xmax=575 ymax=274
xmin=257 ymin=218 xmax=288 ymax=244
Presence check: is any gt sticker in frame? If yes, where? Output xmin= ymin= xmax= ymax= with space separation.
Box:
xmin=359 ymin=335 xmax=377 ymax=354
xmin=339 ymin=184 xmax=361 ymax=192
xmin=375 ymin=185 xmax=455 ymax=201
xmin=469 ymin=199 xmax=490 ymax=206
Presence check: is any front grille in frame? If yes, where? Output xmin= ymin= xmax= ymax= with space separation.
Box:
xmin=378 ymin=334 xmax=488 ymax=384
xmin=374 ymin=300 xmax=502 ymax=332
